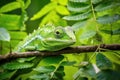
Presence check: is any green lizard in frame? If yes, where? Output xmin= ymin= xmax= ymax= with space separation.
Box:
xmin=9 ymin=24 xmax=76 ymax=79
xmin=14 ymin=24 xmax=76 ymax=52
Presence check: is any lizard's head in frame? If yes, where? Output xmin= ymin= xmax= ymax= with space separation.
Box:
xmin=40 ymin=25 xmax=76 ymax=51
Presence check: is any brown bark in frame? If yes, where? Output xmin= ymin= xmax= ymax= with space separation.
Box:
xmin=0 ymin=44 xmax=120 ymax=63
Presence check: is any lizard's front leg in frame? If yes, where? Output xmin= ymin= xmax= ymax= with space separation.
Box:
xmin=24 ymin=35 xmax=43 ymax=51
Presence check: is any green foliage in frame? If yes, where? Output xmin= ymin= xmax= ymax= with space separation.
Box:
xmin=102 ymin=52 xmax=120 ymax=65
xmin=96 ymin=70 xmax=120 ymax=80
xmin=0 ymin=0 xmax=120 ymax=80
xmin=30 ymin=0 xmax=69 ymax=26
xmin=63 ymin=11 xmax=91 ymax=20
xmin=0 ymin=0 xmax=29 ymax=54
xmin=40 ymin=55 xmax=64 ymax=65
xmin=69 ymin=0 xmax=89 ymax=2
xmin=30 ymin=66 xmax=65 ymax=80
xmin=96 ymin=53 xmax=113 ymax=70
xmin=0 ymin=14 xmax=20 ymax=30
xmin=60 ymin=61 xmax=76 ymax=66
xmin=64 ymin=0 xmax=120 ymax=45
xmin=2 ymin=61 xmax=34 ymax=70
xmin=0 ymin=28 xmax=10 ymax=41
xmin=0 ymin=71 xmax=15 ymax=80
xmin=31 ymin=2 xmax=57 ymax=20
xmin=95 ymin=2 xmax=120 ymax=12
xmin=73 ymin=63 xmax=96 ymax=80
xmin=0 ymin=1 xmax=21 ymax=13
xmin=97 ymin=14 xmax=120 ymax=24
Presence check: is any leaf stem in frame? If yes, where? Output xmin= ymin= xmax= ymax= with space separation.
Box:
xmin=88 ymin=44 xmax=100 ymax=62
xmin=50 ymin=61 xmax=62 ymax=79
xmin=90 ymin=0 xmax=99 ymax=32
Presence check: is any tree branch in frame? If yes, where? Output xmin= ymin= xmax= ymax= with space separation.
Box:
xmin=0 ymin=44 xmax=120 ymax=63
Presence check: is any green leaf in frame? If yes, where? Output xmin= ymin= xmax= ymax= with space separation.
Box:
xmin=54 ymin=66 xmax=65 ymax=79
xmin=96 ymin=70 xmax=120 ymax=80
xmin=56 ymin=66 xmax=64 ymax=72
xmin=9 ymin=31 xmax=27 ymax=40
xmin=39 ymin=11 xmax=60 ymax=26
xmin=60 ymin=61 xmax=76 ymax=66
xmin=0 ymin=14 xmax=20 ymax=30
xmin=97 ymin=14 xmax=120 ymax=24
xmin=67 ymin=2 xmax=90 ymax=12
xmin=101 ymin=30 xmax=112 ymax=34
xmin=34 ymin=66 xmax=55 ymax=73
xmin=0 ymin=2 xmax=21 ymax=13
xmin=95 ymin=2 xmax=120 ymax=12
xmin=32 ymin=66 xmax=64 ymax=80
xmin=17 ymin=57 xmax=35 ymax=63
xmin=58 ymin=0 xmax=68 ymax=5
xmin=72 ymin=21 xmax=86 ymax=30
xmin=24 ymin=0 xmax=31 ymax=9
xmin=63 ymin=11 xmax=91 ymax=20
xmin=30 ymin=74 xmax=49 ymax=80
xmin=73 ymin=64 xmax=96 ymax=79
xmin=69 ymin=0 xmax=89 ymax=2
xmin=113 ymin=28 xmax=120 ymax=35
xmin=0 ymin=71 xmax=15 ymax=80
xmin=80 ymin=30 xmax=96 ymax=39
xmin=54 ymin=19 xmax=67 ymax=27
xmin=101 ymin=29 xmax=120 ymax=35
xmin=31 ymin=2 xmax=57 ymax=20
xmin=0 ymin=28 xmax=10 ymax=41
xmin=3 ymin=62 xmax=34 ymax=70
xmin=96 ymin=53 xmax=113 ymax=70
xmin=91 ymin=0 xmax=102 ymax=4
xmin=55 ymin=5 xmax=69 ymax=15
xmin=102 ymin=52 xmax=120 ymax=65
xmin=40 ymin=55 xmax=64 ymax=65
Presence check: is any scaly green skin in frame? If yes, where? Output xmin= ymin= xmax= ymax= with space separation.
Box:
xmin=14 ymin=24 xmax=76 ymax=52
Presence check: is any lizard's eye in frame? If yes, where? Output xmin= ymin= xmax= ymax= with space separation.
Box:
xmin=54 ymin=28 xmax=64 ymax=38
xmin=56 ymin=31 xmax=60 ymax=35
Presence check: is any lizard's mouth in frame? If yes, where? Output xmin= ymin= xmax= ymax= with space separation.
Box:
xmin=42 ymin=39 xmax=75 ymax=51
xmin=45 ymin=39 xmax=75 ymax=44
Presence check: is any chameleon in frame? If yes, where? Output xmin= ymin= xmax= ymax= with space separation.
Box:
xmin=14 ymin=24 xmax=76 ymax=52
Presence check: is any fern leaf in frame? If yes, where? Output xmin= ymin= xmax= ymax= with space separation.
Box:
xmin=9 ymin=31 xmax=27 ymax=40
xmin=24 ymin=0 xmax=31 ymax=9
xmin=69 ymin=0 xmax=89 ymax=2
xmin=0 ymin=2 xmax=21 ymax=13
xmin=58 ymin=0 xmax=68 ymax=5
xmin=3 ymin=62 xmax=34 ymax=70
xmin=0 ymin=71 xmax=15 ymax=80
xmin=55 ymin=5 xmax=70 ymax=15
xmin=72 ymin=21 xmax=86 ymax=30
xmin=0 ymin=28 xmax=10 ymax=41
xmin=67 ymin=2 xmax=90 ymax=12
xmin=63 ymin=11 xmax=91 ymax=20
xmin=39 ymin=11 xmax=60 ymax=26
xmin=101 ymin=30 xmax=112 ymax=34
xmin=31 ymin=2 xmax=57 ymax=20
xmin=113 ymin=28 xmax=120 ymax=35
xmin=101 ymin=29 xmax=120 ymax=35
xmin=91 ymin=0 xmax=102 ymax=4
xmin=80 ymin=30 xmax=96 ymax=39
xmin=97 ymin=14 xmax=120 ymax=24
xmin=95 ymin=2 xmax=120 ymax=12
